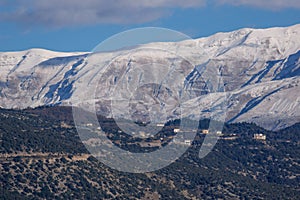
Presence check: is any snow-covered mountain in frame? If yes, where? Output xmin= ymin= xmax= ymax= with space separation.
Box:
xmin=0 ymin=24 xmax=300 ymax=130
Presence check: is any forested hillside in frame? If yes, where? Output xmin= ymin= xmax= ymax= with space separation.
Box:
xmin=0 ymin=107 xmax=299 ymax=199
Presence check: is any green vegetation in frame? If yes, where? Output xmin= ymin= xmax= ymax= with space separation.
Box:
xmin=0 ymin=107 xmax=299 ymax=199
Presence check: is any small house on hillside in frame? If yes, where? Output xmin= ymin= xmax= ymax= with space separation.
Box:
xmin=174 ymin=129 xmax=180 ymax=133
xmin=254 ymin=133 xmax=266 ymax=141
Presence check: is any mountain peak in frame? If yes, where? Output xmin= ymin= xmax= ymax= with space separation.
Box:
xmin=0 ymin=24 xmax=299 ymax=130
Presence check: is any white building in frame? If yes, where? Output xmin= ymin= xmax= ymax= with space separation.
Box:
xmin=174 ymin=129 xmax=180 ymax=133
xmin=254 ymin=134 xmax=266 ymax=140
xmin=216 ymin=131 xmax=223 ymax=135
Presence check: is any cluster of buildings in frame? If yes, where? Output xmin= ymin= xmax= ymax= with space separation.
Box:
xmin=87 ymin=122 xmax=267 ymax=147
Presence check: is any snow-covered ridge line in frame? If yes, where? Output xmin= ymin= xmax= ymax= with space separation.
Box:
xmin=0 ymin=48 xmax=89 ymax=55
xmin=0 ymin=24 xmax=299 ymax=130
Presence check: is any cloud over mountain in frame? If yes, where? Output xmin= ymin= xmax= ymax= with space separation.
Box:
xmin=0 ymin=0 xmax=299 ymax=29
xmin=0 ymin=0 xmax=204 ymax=27
xmin=216 ymin=0 xmax=300 ymax=10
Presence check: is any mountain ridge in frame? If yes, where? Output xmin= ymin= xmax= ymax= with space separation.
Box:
xmin=0 ymin=24 xmax=299 ymax=130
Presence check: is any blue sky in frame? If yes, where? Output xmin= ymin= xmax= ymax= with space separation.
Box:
xmin=0 ymin=0 xmax=299 ymax=52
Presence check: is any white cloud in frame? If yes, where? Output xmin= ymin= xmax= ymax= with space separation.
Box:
xmin=0 ymin=0 xmax=205 ymax=28
xmin=216 ymin=0 xmax=300 ymax=10
xmin=1 ymin=0 xmax=299 ymax=29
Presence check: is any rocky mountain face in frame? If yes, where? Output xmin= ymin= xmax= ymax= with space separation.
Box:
xmin=0 ymin=24 xmax=299 ymax=130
